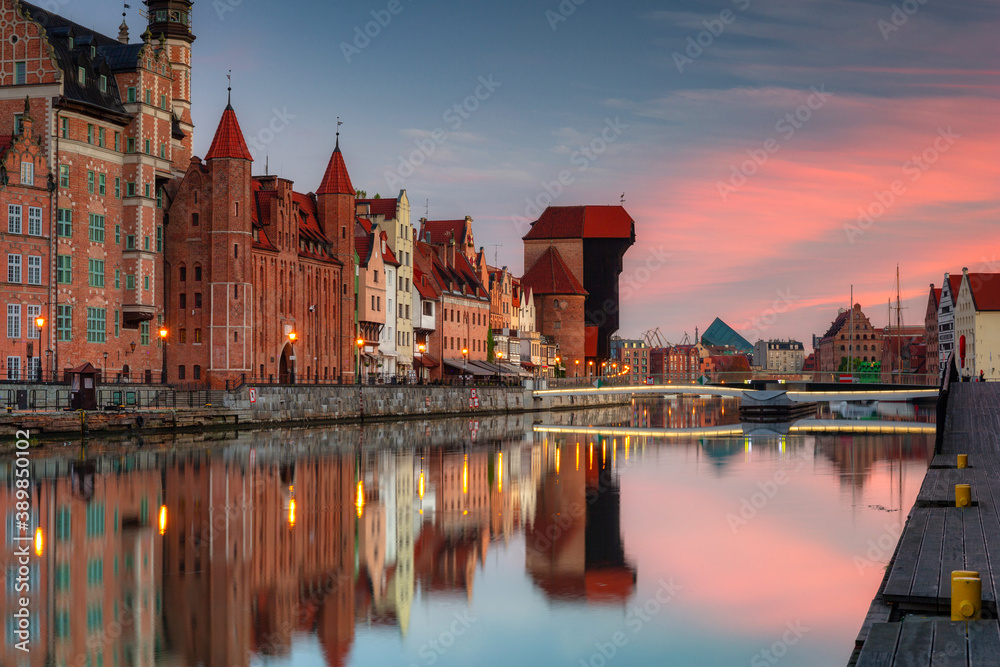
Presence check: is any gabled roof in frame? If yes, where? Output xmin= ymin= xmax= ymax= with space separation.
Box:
xmin=523 ymin=206 xmax=634 ymax=241
xmin=521 ymin=247 xmax=587 ymax=296
xmin=317 ymin=141 xmax=354 ymax=196
xmin=358 ymin=198 xmax=398 ymax=219
xmin=355 ymin=221 xmax=375 ymax=266
xmin=205 ymin=104 xmax=253 ymax=161
xmin=930 ymin=287 xmax=941 ymax=308
xmin=965 ymin=273 xmax=1000 ymax=311
xmin=420 ymin=218 xmax=471 ymax=246
xmin=380 ymin=232 xmax=400 ymax=267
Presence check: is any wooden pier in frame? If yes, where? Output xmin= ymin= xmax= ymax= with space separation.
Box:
xmin=851 ymin=383 xmax=1000 ymax=665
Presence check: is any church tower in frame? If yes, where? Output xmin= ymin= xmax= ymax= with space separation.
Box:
xmin=146 ymin=0 xmax=196 ymax=171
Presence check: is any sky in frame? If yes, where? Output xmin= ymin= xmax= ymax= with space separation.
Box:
xmin=73 ymin=0 xmax=1000 ymax=347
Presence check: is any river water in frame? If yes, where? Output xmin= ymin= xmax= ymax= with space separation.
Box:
xmin=0 ymin=396 xmax=935 ymax=667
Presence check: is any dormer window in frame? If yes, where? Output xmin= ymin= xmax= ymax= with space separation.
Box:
xmin=77 ymin=67 xmax=86 ymax=86
xmin=68 ymin=36 xmax=74 ymax=49
xmin=90 ymin=45 xmax=96 ymax=58
xmin=99 ymin=75 xmax=107 ymax=93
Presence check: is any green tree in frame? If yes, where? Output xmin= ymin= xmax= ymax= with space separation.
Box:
xmin=355 ymin=189 xmax=367 ymax=199
xmin=487 ymin=328 xmax=495 ymax=362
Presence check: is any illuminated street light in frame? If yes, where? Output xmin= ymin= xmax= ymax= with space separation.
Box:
xmin=158 ymin=505 xmax=167 ymax=535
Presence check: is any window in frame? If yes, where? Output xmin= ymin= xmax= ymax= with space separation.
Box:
xmin=86 ymin=308 xmax=106 ymax=343
xmin=157 ymin=188 xmax=163 ymax=208
xmin=87 ymin=170 xmax=94 ymax=193
xmin=156 ymin=226 xmax=162 ymax=252
xmin=114 ymin=177 xmax=121 ymax=199
xmin=88 ymin=214 xmax=105 ymax=242
xmin=114 ymin=132 xmax=120 ymax=151
xmin=61 ymin=118 xmax=69 ymax=139
xmin=115 ymin=225 xmax=121 ymax=244
xmin=193 ymin=365 xmax=201 ymax=379
xmin=27 ymin=256 xmax=41 ymax=285
xmin=20 ymin=161 xmax=33 ymax=185
xmin=160 ymin=94 xmax=167 ymax=109
xmin=127 ymin=87 xmax=136 ymax=102
xmin=140 ymin=322 xmax=149 ymax=345
xmin=179 ymin=267 xmax=186 ymax=282
xmin=98 ymin=173 xmax=106 ymax=195
xmin=8 ymin=205 xmax=21 ymax=234
xmin=126 ymin=235 xmax=135 ymax=250
xmin=114 ymin=269 xmax=120 ymax=289
xmin=179 ymin=328 xmax=186 ymax=343
xmin=191 ymin=212 xmax=199 ymax=227
xmin=59 ymin=165 xmax=69 ymax=187
xmin=27 ymin=207 xmax=41 ymax=236
xmin=99 ymin=74 xmax=107 ymax=93
xmin=14 ymin=61 xmax=26 ymax=85
xmin=56 ymin=255 xmax=72 ymax=284
xmin=125 ymin=274 xmax=135 ymax=290
xmin=57 ymin=305 xmax=71 ymax=341
xmin=144 ymin=183 xmax=150 ymax=198
xmin=98 ymin=127 xmax=105 ymax=147
xmin=194 ymin=266 xmax=201 ymax=281
xmin=6 ymin=356 xmax=20 ymax=380
xmin=114 ymin=310 xmax=119 ymax=337
xmin=88 ymin=259 xmax=105 ymax=287
xmin=144 ymin=236 xmax=150 ymax=251
xmin=7 ymin=255 xmax=21 ymax=283
xmin=144 ymin=139 xmax=150 ymax=155
xmin=126 ymin=137 xmax=135 ymax=153
xmin=144 ymin=89 xmax=151 ymax=105
xmin=143 ymin=275 xmax=149 ymax=290
xmin=178 ymin=365 xmax=186 ymax=379
xmin=87 ymin=124 xmax=93 ymax=144
xmin=7 ymin=304 xmax=21 ymax=338
xmin=374 ymin=270 xmax=379 ymax=283
xmin=194 ymin=328 xmax=201 ymax=343
xmin=234 ymin=244 xmax=238 ymax=258
xmin=13 ymin=113 xmax=24 ymax=136
xmin=194 ymin=293 xmax=202 ymax=308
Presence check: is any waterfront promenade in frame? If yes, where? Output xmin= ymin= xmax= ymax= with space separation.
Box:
xmin=851 ymin=383 xmax=1000 ymax=665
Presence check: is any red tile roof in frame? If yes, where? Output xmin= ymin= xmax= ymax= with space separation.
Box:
xmin=523 ymin=206 xmax=634 ymax=240
xmin=205 ymin=104 xmax=253 ymax=161
xmin=316 ymin=142 xmax=354 ymax=196
xmin=358 ymin=198 xmax=398 ymax=219
xmin=966 ymin=273 xmax=1000 ymax=311
xmin=521 ymin=247 xmax=587 ymax=296
xmin=421 ymin=219 xmax=470 ymax=246
xmin=380 ymin=231 xmax=400 ymax=267
xmin=413 ymin=266 xmax=439 ymax=300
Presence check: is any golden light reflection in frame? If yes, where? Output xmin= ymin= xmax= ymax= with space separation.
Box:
xmin=555 ymin=447 xmax=561 ymax=474
xmin=158 ymin=505 xmax=167 ymax=535
xmin=419 ymin=471 xmax=425 ymax=499
xmin=356 ymin=481 xmax=364 ymax=518
xmin=575 ymin=444 xmax=580 ymax=471
xmin=589 ymin=442 xmax=593 ymax=469
xmin=602 ymin=440 xmax=607 ymax=466
xmin=34 ymin=527 xmax=43 ymax=556
xmin=288 ymin=498 xmax=297 ymax=527
xmin=498 ymin=452 xmax=503 ymax=492
xmin=463 ymin=455 xmax=468 ymax=495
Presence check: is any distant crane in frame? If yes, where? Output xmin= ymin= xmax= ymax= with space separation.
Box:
xmin=641 ymin=328 xmax=692 ymax=348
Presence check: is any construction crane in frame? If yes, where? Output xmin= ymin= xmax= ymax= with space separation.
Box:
xmin=642 ymin=328 xmax=692 ymax=348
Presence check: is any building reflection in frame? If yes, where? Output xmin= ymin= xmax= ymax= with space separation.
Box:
xmin=525 ymin=435 xmax=637 ymax=604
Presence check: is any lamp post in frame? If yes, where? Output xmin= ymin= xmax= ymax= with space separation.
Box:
xmin=555 ymin=356 xmax=561 ymax=379
xmin=45 ymin=349 xmax=51 ymax=383
xmin=496 ymin=350 xmax=503 ymax=384
xmin=103 ymin=351 xmax=108 ymax=381
xmin=34 ymin=316 xmax=44 ymax=381
xmin=159 ymin=327 xmax=168 ymax=383
xmin=575 ymin=359 xmax=580 ymax=378
xmin=588 ymin=360 xmax=593 ymax=378
xmin=418 ymin=342 xmax=426 ymax=383
xmin=287 ymin=331 xmax=298 ymax=384
xmin=462 ymin=347 xmax=468 ymax=385
xmin=356 ymin=337 xmax=365 ymax=385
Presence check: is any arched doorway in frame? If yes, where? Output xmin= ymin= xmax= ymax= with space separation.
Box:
xmin=279 ymin=343 xmax=295 ymax=384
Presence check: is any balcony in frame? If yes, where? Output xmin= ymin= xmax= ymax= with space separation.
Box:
xmin=122 ymin=303 xmax=156 ymax=328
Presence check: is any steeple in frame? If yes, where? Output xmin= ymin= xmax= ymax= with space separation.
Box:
xmin=317 ymin=138 xmax=354 ymax=196
xmin=205 ymin=103 xmax=253 ymax=161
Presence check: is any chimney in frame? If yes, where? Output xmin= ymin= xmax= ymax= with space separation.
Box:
xmin=446 ymin=237 xmax=456 ymax=267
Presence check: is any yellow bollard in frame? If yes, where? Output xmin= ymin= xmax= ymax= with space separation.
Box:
xmin=951 ymin=573 xmax=982 ymax=621
xmin=956 ymin=484 xmax=972 ymax=508
xmin=958 ymin=454 xmax=968 ymax=469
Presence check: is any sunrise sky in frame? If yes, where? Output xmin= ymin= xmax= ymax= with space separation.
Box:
xmin=77 ymin=0 xmax=1000 ymax=346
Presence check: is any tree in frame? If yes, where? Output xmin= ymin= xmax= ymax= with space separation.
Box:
xmin=355 ymin=189 xmax=367 ymax=199
xmin=487 ymin=328 xmax=495 ymax=362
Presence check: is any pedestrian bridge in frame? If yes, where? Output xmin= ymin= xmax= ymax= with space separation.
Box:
xmin=534 ymin=419 xmax=936 ymax=438
xmin=532 ymin=383 xmax=938 ymax=403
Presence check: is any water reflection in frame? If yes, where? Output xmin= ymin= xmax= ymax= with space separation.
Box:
xmin=0 ymin=397 xmax=935 ymax=666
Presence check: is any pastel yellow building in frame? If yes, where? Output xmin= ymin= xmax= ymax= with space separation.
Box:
xmin=954 ymin=268 xmax=1000 ymax=380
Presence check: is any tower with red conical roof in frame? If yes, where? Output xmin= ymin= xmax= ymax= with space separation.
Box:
xmin=316 ymin=132 xmax=358 ymax=382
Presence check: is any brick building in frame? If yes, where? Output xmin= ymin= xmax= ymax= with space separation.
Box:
xmin=0 ymin=0 xmax=197 ymax=381
xmin=924 ymin=284 xmax=940 ymax=379
xmin=522 ymin=206 xmax=635 ymax=368
xmin=163 ymin=107 xmax=357 ymax=387
xmin=817 ymin=304 xmax=883 ymax=373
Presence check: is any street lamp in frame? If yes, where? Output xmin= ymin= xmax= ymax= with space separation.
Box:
xmin=575 ymin=359 xmax=580 ymax=377
xmin=103 ymin=351 xmax=108 ymax=379
xmin=356 ymin=337 xmax=365 ymax=385
xmin=496 ymin=350 xmax=503 ymax=384
xmin=588 ymin=360 xmax=594 ymax=378
xmin=287 ymin=331 xmax=299 ymax=383
xmin=555 ymin=355 xmax=561 ymax=378
xmin=159 ymin=327 xmax=168 ymax=383
xmin=462 ymin=347 xmax=468 ymax=384
xmin=34 ymin=316 xmax=45 ymax=381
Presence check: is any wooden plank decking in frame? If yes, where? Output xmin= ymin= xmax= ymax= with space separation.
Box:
xmin=851 ymin=384 xmax=1000 ymax=665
